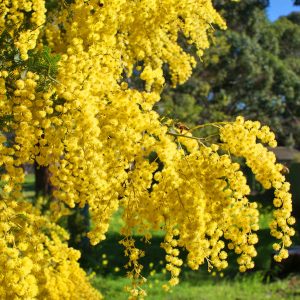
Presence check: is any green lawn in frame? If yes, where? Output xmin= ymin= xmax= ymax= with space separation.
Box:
xmin=89 ymin=206 xmax=300 ymax=299
xmin=23 ymin=173 xmax=35 ymax=200
xmin=22 ymin=174 xmax=300 ymax=299
xmin=92 ymin=273 xmax=300 ymax=300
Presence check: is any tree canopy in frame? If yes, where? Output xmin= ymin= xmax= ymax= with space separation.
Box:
xmin=160 ymin=0 xmax=300 ymax=148
xmin=0 ymin=1 xmax=295 ymax=299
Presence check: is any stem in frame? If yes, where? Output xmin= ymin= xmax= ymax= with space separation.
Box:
xmin=189 ymin=121 xmax=230 ymax=132
xmin=167 ymin=132 xmax=205 ymax=141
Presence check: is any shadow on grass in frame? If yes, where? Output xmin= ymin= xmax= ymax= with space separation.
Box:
xmin=80 ymin=233 xmax=167 ymax=277
xmin=79 ymin=221 xmax=300 ymax=286
xmin=78 ymin=226 xmax=300 ymax=283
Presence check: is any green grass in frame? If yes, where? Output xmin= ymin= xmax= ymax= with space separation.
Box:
xmin=21 ymin=174 xmax=300 ymax=299
xmin=92 ymin=273 xmax=300 ymax=300
xmin=89 ymin=205 xmax=300 ymax=299
xmin=23 ymin=173 xmax=35 ymax=200
xmin=88 ymin=199 xmax=300 ymax=299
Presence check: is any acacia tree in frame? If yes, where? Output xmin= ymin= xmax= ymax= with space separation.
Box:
xmin=0 ymin=1 xmax=295 ymax=299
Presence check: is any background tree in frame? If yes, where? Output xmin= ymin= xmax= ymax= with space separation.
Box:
xmin=159 ymin=0 xmax=300 ymax=147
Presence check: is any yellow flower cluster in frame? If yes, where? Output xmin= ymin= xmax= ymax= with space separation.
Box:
xmin=41 ymin=3 xmax=226 ymax=281
xmin=0 ymin=0 xmax=46 ymax=60
xmin=0 ymin=196 xmax=102 ymax=299
xmin=0 ymin=0 xmax=295 ymax=299
xmin=220 ymin=117 xmax=294 ymax=263
xmin=120 ymin=237 xmax=147 ymax=299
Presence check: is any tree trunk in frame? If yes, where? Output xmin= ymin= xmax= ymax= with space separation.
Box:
xmin=34 ymin=162 xmax=52 ymax=197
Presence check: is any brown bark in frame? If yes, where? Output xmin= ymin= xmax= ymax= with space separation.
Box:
xmin=34 ymin=162 xmax=52 ymax=197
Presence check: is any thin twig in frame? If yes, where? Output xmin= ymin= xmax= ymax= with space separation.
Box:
xmin=167 ymin=131 xmax=205 ymax=141
xmin=189 ymin=121 xmax=230 ymax=132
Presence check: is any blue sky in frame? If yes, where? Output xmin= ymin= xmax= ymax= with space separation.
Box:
xmin=267 ymin=0 xmax=300 ymax=21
